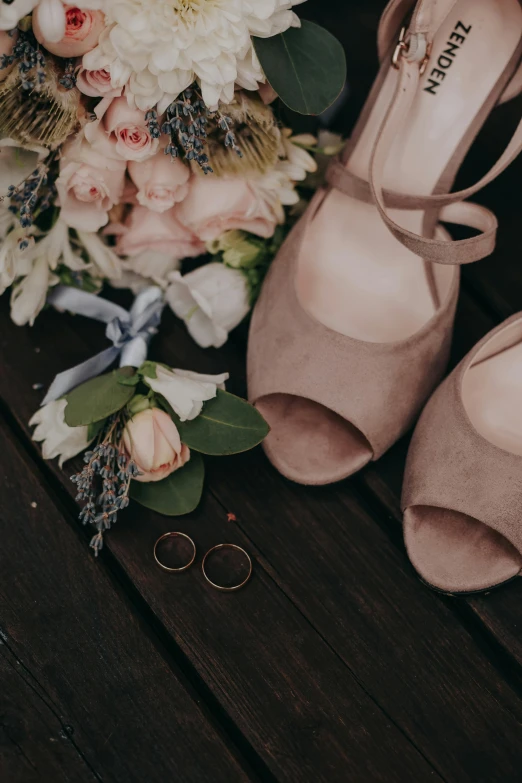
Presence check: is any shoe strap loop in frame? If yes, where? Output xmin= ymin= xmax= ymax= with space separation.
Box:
xmin=367 ymin=54 xmax=522 ymax=265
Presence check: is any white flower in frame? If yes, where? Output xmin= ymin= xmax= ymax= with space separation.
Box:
xmin=0 ymin=0 xmax=103 ymax=37
xmin=30 ymin=398 xmax=92 ymax=467
xmin=10 ymin=255 xmax=58 ymax=326
xmin=109 ymin=269 xmax=150 ymax=295
xmin=77 ymin=230 xmax=122 ymax=279
xmin=166 ymin=262 xmax=250 ymax=349
xmin=109 ymin=251 xmax=182 ymax=293
xmin=0 ymin=0 xmax=37 ymax=31
xmin=84 ymin=0 xmax=305 ymax=112
xmin=278 ymin=130 xmax=318 ymax=182
xmin=0 ymin=223 xmax=33 ymax=296
xmin=144 ymin=365 xmax=229 ymax=421
xmin=8 ymin=219 xmax=86 ymax=326
xmin=252 ymin=128 xmax=318 ymax=218
xmin=45 ymin=219 xmax=88 ymax=272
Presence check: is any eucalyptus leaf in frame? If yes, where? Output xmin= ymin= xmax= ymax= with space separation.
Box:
xmin=87 ymin=418 xmax=106 ymax=441
xmin=139 ymin=361 xmax=158 ymax=379
xmin=130 ymin=452 xmax=204 ymax=516
xmin=64 ymin=367 xmax=136 ymax=427
xmin=175 ymin=390 xmax=270 ymax=456
xmin=117 ymin=373 xmax=141 ymax=387
xmin=253 ymin=21 xmax=346 ymax=115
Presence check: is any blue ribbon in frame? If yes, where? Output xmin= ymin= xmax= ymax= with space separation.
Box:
xmin=42 ymin=285 xmax=165 ymax=406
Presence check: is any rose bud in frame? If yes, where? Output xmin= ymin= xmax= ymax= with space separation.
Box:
xmin=33 ymin=4 xmax=105 ymax=58
xmin=128 ymin=148 xmax=191 ymax=213
xmin=123 ymin=408 xmax=190 ymax=483
xmin=76 ymin=66 xmax=122 ymax=98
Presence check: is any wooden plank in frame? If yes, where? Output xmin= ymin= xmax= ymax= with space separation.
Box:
xmin=147 ymin=303 xmax=522 ymax=783
xmin=0 ymin=302 xmax=439 ymax=783
xmin=6 ymin=298 xmax=522 ymax=783
xmin=0 ymin=650 xmax=95 ymax=783
xmin=0 ymin=416 xmax=252 ymax=783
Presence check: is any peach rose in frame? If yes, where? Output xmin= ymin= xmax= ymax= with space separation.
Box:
xmin=84 ymin=96 xmax=159 ymax=163
xmin=128 ymin=149 xmax=191 ymax=213
xmin=116 ymin=206 xmax=206 ymax=259
xmin=174 ymin=177 xmax=278 ymax=241
xmin=77 ymin=66 xmax=122 ymax=98
xmin=33 ymin=5 xmax=106 ymax=58
xmin=123 ymin=408 xmax=190 ymax=483
xmin=56 ymin=140 xmax=126 ymax=232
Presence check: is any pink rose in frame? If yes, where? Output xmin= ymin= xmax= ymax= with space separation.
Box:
xmin=123 ymin=408 xmax=190 ymax=483
xmin=77 ymin=66 xmax=122 ymax=98
xmin=85 ymin=96 xmax=159 ymax=163
xmin=116 ymin=206 xmax=206 ymax=259
xmin=56 ymin=140 xmax=126 ymax=232
xmin=128 ymin=149 xmax=191 ymax=213
xmin=33 ymin=5 xmax=106 ymax=58
xmin=174 ymin=177 xmax=278 ymax=241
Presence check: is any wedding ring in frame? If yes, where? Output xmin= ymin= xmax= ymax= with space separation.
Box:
xmin=202 ymin=544 xmax=253 ymax=591
xmin=154 ymin=532 xmax=196 ymax=572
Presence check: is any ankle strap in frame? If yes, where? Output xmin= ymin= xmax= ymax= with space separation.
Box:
xmin=368 ymin=51 xmax=522 ymax=265
xmin=327 ymin=1 xmax=522 ymax=266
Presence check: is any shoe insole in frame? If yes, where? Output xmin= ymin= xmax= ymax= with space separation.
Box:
xmin=297 ymin=0 xmax=522 ymax=342
xmin=404 ymin=328 xmax=522 ymax=594
xmin=463 ymin=336 xmax=522 ymax=455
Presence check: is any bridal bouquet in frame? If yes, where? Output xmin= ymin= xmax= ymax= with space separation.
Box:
xmin=0 ymin=0 xmax=346 ymax=547
xmin=0 ymin=0 xmax=346 ymax=337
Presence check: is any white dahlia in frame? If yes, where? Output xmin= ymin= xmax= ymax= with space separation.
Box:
xmin=83 ymin=0 xmax=306 ymax=112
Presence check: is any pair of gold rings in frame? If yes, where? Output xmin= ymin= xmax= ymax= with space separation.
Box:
xmin=153 ymin=532 xmax=252 ymax=592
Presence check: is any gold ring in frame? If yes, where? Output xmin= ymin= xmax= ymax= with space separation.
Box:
xmin=153 ymin=532 xmax=196 ymax=573
xmin=201 ymin=544 xmax=253 ymax=592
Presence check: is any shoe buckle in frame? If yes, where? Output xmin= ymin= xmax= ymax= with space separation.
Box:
xmin=392 ymin=26 xmax=431 ymax=75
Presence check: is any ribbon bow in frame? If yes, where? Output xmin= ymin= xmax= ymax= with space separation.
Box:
xmin=42 ymin=285 xmax=165 ymax=405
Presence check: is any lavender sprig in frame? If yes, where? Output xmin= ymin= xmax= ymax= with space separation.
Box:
xmin=159 ymin=83 xmax=242 ymax=174
xmin=0 ymin=28 xmax=46 ymax=91
xmin=70 ymin=415 xmax=139 ymax=555
xmin=59 ymin=59 xmax=77 ymax=90
xmin=7 ymin=152 xmax=58 ymax=229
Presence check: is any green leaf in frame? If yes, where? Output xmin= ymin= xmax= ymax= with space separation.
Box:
xmin=139 ymin=361 xmax=158 ymax=379
xmin=130 ymin=452 xmax=204 ymax=516
xmin=117 ymin=373 xmax=141 ymax=387
xmin=174 ymin=390 xmax=270 ymax=456
xmin=64 ymin=367 xmax=136 ymax=427
xmin=87 ymin=418 xmax=106 ymax=441
xmin=253 ymin=22 xmax=346 ymax=115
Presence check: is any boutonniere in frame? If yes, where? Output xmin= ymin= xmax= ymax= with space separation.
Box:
xmin=32 ymin=361 xmax=268 ymax=554
xmin=30 ymin=285 xmax=268 ymax=553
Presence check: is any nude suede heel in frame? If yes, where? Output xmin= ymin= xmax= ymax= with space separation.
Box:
xmin=248 ymin=201 xmax=459 ymax=485
xmin=402 ymin=315 xmax=522 ymax=594
xmin=248 ymin=0 xmax=522 ymax=485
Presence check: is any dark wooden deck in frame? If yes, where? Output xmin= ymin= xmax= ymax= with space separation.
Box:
xmin=2 ymin=2 xmax=522 ymax=781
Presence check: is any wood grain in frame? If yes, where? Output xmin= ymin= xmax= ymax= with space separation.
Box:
xmin=2 ymin=3 xmax=522 ymax=782
xmin=0 ymin=416 xmax=251 ymax=783
xmin=5 ymin=286 xmax=522 ymax=781
xmin=0 ymin=300 xmax=439 ymax=783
